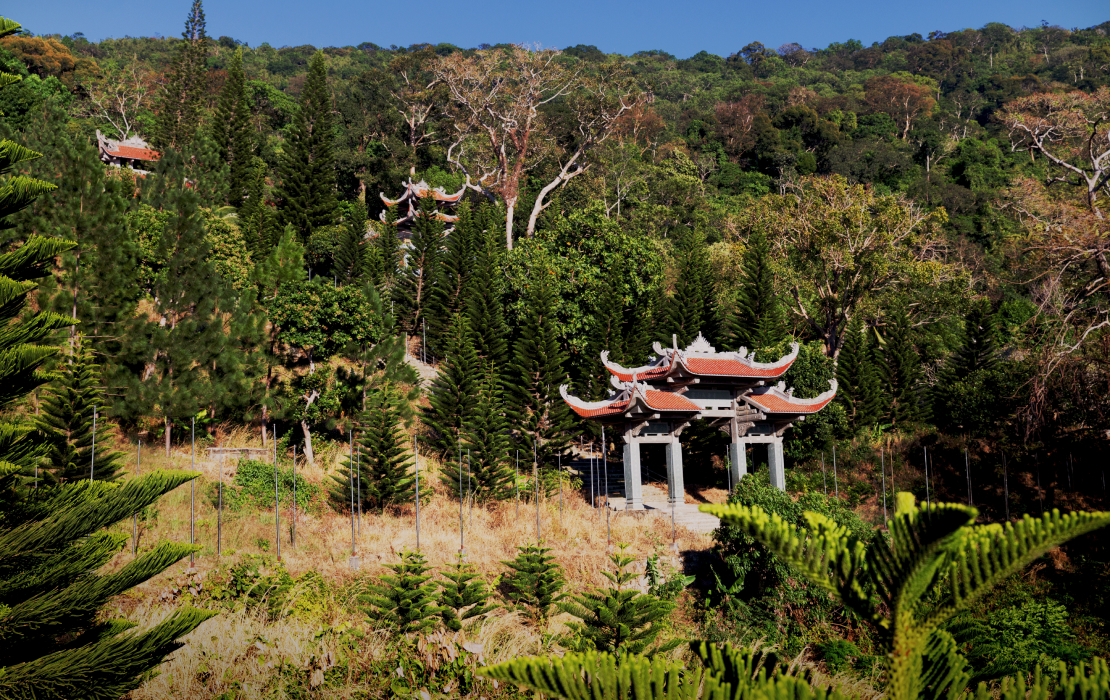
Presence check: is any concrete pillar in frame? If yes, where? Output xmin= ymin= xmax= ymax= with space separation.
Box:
xmin=665 ymin=437 xmax=684 ymax=505
xmin=768 ymin=438 xmax=786 ymax=491
xmin=622 ymin=432 xmax=644 ymax=510
xmin=728 ymin=440 xmax=747 ymax=487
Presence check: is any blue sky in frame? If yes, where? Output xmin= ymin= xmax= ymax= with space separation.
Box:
xmin=16 ymin=0 xmax=1108 ymax=59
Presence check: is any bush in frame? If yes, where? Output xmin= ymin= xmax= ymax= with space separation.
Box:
xmin=211 ymin=458 xmax=318 ymax=512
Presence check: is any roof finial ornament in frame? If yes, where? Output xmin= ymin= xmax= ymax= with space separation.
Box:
xmin=672 ymin=334 xmax=678 ymax=352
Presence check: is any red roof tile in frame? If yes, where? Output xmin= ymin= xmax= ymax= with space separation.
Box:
xmin=643 ymin=391 xmax=700 ymax=411
xmin=683 ymin=357 xmax=793 ymax=377
xmin=110 ymin=144 xmax=159 ymax=161
xmin=568 ymin=400 xmax=629 ymax=418
xmin=607 ymin=365 xmax=670 ymax=382
xmin=746 ymin=393 xmax=834 ymax=414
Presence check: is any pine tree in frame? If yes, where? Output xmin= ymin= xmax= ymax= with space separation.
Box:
xmin=427 ymin=200 xmax=479 ymax=355
xmin=154 ymin=0 xmax=209 ymax=151
xmin=882 ymin=310 xmax=923 ymax=426
xmin=723 ymin=227 xmax=785 ymax=354
xmin=0 ymin=24 xmax=212 ymax=692
xmin=332 ymin=384 xmax=415 ymax=514
xmin=508 ymin=277 xmax=573 ymax=468
xmin=560 ymin=544 xmax=680 ymax=655
xmin=949 ymin=302 xmax=999 ymax=377
xmin=502 ymin=542 xmax=566 ymax=623
xmin=239 ymin=157 xmax=281 ymax=261
xmin=275 ymin=51 xmax=336 ymax=239
xmin=466 ymin=206 xmax=509 ymax=365
xmin=114 ymin=150 xmax=235 ymax=456
xmin=423 ymin=312 xmax=479 ymax=459
xmin=332 ymin=200 xmax=367 ymax=284
xmin=361 ymin=550 xmax=444 ymax=634
xmin=658 ymin=229 xmax=715 ymax=347
xmin=450 ymin=363 xmax=513 ymax=501
xmin=393 ymin=196 xmax=442 ymax=339
xmin=213 ymin=46 xmax=254 ymax=205
xmin=35 ymin=339 xmax=125 ymax=484
xmin=439 ymin=553 xmax=497 ymax=631
xmin=375 ymin=204 xmax=403 ymax=282
xmin=835 ymin=318 xmax=883 ymax=431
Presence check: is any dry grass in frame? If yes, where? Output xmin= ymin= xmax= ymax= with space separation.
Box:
xmin=104 ymin=428 xmax=721 ymax=698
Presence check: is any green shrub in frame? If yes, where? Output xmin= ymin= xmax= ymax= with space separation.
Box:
xmin=211 ymin=458 xmax=317 ymax=512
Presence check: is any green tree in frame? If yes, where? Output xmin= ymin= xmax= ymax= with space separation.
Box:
xmin=508 ymin=277 xmax=573 ymax=468
xmin=331 ymin=383 xmax=414 ymax=514
xmin=659 ymin=229 xmax=715 ymax=347
xmin=439 ymin=553 xmax=497 ymax=631
xmin=154 ymin=0 xmax=209 ymax=151
xmin=426 ymin=200 xmax=479 ymax=355
xmin=392 ymin=196 xmax=442 ymax=339
xmin=213 ymin=46 xmax=254 ymax=205
xmin=361 ymin=550 xmax=444 ymax=634
xmin=502 ymin=542 xmax=566 ymax=624
xmin=723 ymin=228 xmax=785 ymax=354
xmin=457 ymin=363 xmax=514 ymax=501
xmin=423 ymin=312 xmax=479 ymax=460
xmin=466 ymin=206 xmax=509 ymax=365
xmin=836 ymin=318 xmax=884 ymax=431
xmin=561 ymin=544 xmax=679 ymax=655
xmin=267 ymin=280 xmax=380 ymax=463
xmin=275 ymin=51 xmax=336 ymax=239
xmin=34 ymin=339 xmax=125 ymax=484
xmin=881 ymin=310 xmax=923 ymax=426
xmin=239 ymin=157 xmax=281 ymax=261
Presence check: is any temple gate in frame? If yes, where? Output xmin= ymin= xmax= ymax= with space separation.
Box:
xmin=560 ymin=333 xmax=837 ymax=508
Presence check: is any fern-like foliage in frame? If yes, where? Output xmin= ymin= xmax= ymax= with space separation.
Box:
xmin=700 ymin=492 xmax=1110 ymax=700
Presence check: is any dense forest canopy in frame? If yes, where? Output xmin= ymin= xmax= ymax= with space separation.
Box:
xmin=1 ymin=4 xmax=1109 ymax=466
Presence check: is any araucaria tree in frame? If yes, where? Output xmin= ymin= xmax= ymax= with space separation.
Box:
xmin=276 ymin=50 xmax=337 ymax=240
xmin=508 ymin=276 xmax=573 ymax=468
xmin=361 ymin=550 xmax=444 ymax=634
xmin=154 ymin=0 xmax=209 ymax=151
xmin=658 ymin=229 xmax=715 ymax=348
xmin=213 ymin=46 xmax=255 ymax=205
xmin=881 ymin=310 xmax=924 ymax=426
xmin=392 ymin=196 xmax=442 ymax=339
xmin=439 ymin=553 xmax=496 ymax=631
xmin=502 ymin=542 xmax=565 ymax=624
xmin=332 ymin=384 xmax=414 ymax=514
xmin=35 ymin=338 xmax=125 ymax=484
xmin=424 ymin=312 xmax=479 ymax=461
xmin=723 ymin=227 xmax=786 ymax=354
xmin=460 ymin=364 xmax=514 ymax=501
xmin=835 ymin=317 xmax=883 ymax=432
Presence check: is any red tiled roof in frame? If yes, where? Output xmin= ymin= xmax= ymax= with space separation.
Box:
xmin=567 ymin=400 xmax=629 ymax=418
xmin=109 ymin=144 xmax=159 ymax=161
xmin=683 ymin=357 xmax=793 ymax=378
xmin=643 ymin=391 xmax=700 ymax=411
xmin=746 ymin=393 xmax=834 ymax=414
xmin=607 ymin=365 xmax=670 ymax=382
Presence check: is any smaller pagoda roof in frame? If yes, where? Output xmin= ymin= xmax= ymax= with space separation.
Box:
xmin=602 ymin=334 xmax=798 ymax=383
xmin=560 ymin=381 xmax=700 ymax=420
xmin=97 ymin=130 xmax=159 ymax=162
xmin=741 ymin=379 xmax=838 ymax=416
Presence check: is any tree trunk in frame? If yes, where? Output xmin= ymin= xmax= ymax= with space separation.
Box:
xmin=165 ymin=417 xmax=172 ymax=458
xmin=261 ymin=404 xmax=268 ymax=447
xmin=301 ymin=420 xmax=315 ymax=466
xmin=505 ymin=197 xmax=516 ymax=250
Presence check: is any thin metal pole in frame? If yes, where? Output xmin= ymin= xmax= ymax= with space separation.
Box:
xmin=190 ymin=418 xmax=195 ymax=566
xmin=218 ymin=452 xmax=223 ymax=557
xmin=924 ymin=446 xmax=931 ymax=506
xmin=422 ymin=318 xmax=426 ymax=364
xmin=292 ymin=444 xmax=297 ymax=547
xmin=603 ymin=425 xmax=611 ymax=547
xmin=415 ymin=438 xmax=421 ymax=550
xmin=515 ymin=450 xmax=519 ymax=518
xmin=832 ymin=445 xmax=839 ymax=498
xmin=90 ymin=406 xmax=97 ymax=480
xmin=590 ymin=444 xmax=596 ymax=510
xmin=534 ymin=441 xmax=539 ymax=541
xmin=274 ymin=429 xmax=280 ymax=560
xmin=356 ymin=444 xmax=361 ymax=537
xmin=559 ymin=452 xmax=563 ymax=529
xmin=965 ymin=448 xmax=973 ymax=507
xmin=349 ymin=431 xmax=355 ymax=555
xmin=459 ymin=438 xmax=464 ymax=555
xmin=467 ymin=449 xmax=473 ymax=522
xmin=133 ymin=441 xmax=140 ymax=555
xmin=881 ymin=445 xmax=887 ymax=524
xmin=1037 ymin=455 xmax=1044 ymax=514
xmin=821 ymin=453 xmax=827 ymax=497
xmin=1002 ymin=450 xmax=1009 ymax=521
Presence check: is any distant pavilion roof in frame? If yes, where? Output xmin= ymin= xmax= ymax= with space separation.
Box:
xmin=96 ymin=130 xmax=159 ymax=165
xmin=601 ymin=333 xmax=797 ymax=383
xmin=742 ymin=380 xmax=838 ymax=415
xmin=560 ymin=381 xmax=701 ymax=420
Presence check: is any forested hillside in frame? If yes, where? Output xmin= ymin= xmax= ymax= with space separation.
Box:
xmin=2 ymin=3 xmax=1110 ymax=696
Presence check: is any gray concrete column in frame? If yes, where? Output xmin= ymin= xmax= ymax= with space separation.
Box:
xmin=665 ymin=437 xmax=685 ymax=505
xmin=728 ymin=440 xmax=747 ymax=487
xmin=622 ymin=433 xmax=644 ymax=510
xmin=768 ymin=438 xmax=786 ymax=491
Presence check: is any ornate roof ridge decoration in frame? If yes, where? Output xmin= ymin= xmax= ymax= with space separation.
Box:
xmin=560 ymin=381 xmax=700 ymax=419
xmin=600 ymin=350 xmax=670 ymax=382
xmin=380 ymin=178 xmax=467 ymax=207
xmin=742 ymin=379 xmax=838 ymax=415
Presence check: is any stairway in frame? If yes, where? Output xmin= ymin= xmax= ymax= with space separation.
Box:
xmin=404 ymin=353 xmax=439 ymax=388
